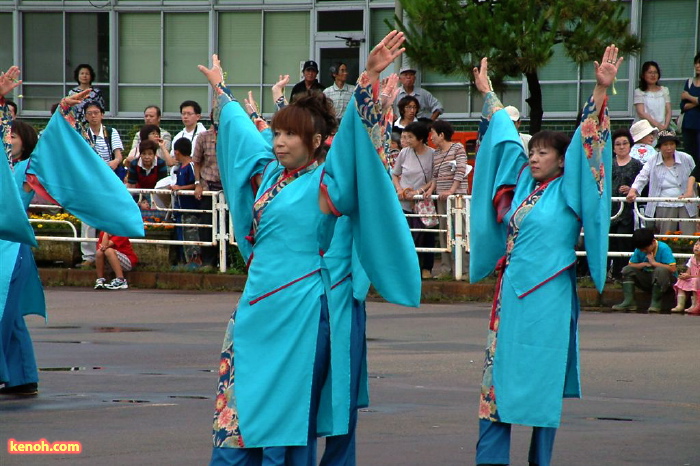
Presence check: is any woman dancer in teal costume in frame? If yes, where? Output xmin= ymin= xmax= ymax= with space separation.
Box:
xmin=202 ymin=31 xmax=420 ymax=465
xmin=470 ymin=46 xmax=621 ymax=466
xmin=0 ymin=66 xmax=143 ymax=396
xmin=240 ymin=78 xmax=393 ymax=465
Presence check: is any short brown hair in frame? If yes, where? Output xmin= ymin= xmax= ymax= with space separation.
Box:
xmin=271 ymin=93 xmax=337 ymax=160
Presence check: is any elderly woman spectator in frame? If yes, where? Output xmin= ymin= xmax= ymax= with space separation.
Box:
xmin=68 ymin=64 xmax=105 ymax=123
xmin=634 ymin=61 xmax=671 ymax=131
xmin=627 ymin=130 xmax=697 ymax=235
xmin=323 ymin=62 xmax=353 ymax=120
xmin=680 ymin=52 xmax=700 ymax=164
xmin=629 ymin=119 xmax=658 ymax=164
xmin=430 ymin=119 xmax=470 ymax=278
xmin=394 ymin=95 xmax=420 ymax=129
xmin=392 ymin=120 xmax=436 ymax=279
xmin=126 ymin=139 xmax=169 ymax=210
xmin=125 ymin=124 xmax=170 ymax=164
xmin=610 ymin=129 xmax=644 ymax=280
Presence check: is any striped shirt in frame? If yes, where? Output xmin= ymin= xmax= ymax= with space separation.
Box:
xmin=87 ymin=125 xmax=123 ymax=163
xmin=432 ymin=142 xmax=469 ymax=194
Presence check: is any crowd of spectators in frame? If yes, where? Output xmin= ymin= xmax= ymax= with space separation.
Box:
xmin=16 ymin=52 xmax=700 ymax=290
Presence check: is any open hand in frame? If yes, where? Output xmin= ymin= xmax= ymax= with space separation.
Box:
xmin=0 ymin=66 xmax=21 ymax=97
xmin=472 ymin=58 xmax=493 ymax=95
xmin=594 ymin=45 xmax=623 ymax=89
xmin=366 ymin=31 xmax=405 ymax=82
xmin=198 ymin=54 xmax=225 ymax=88
xmin=272 ymin=74 xmax=290 ymax=104
xmin=379 ymin=73 xmax=400 ymax=110
xmin=244 ymin=91 xmax=260 ymax=117
xmin=61 ymin=88 xmax=91 ymax=107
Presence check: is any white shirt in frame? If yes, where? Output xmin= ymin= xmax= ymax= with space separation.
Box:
xmin=171 ymin=122 xmax=207 ymax=159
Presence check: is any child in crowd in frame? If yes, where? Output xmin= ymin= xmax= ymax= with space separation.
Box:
xmin=671 ymin=239 xmax=700 ymax=315
xmin=171 ymin=138 xmax=202 ymax=268
xmin=94 ymin=231 xmax=138 ymax=290
xmin=613 ymin=228 xmax=677 ymax=313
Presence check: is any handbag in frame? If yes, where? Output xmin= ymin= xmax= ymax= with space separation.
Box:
xmin=410 ymin=148 xmax=439 ymax=227
xmin=413 ymin=197 xmax=439 ymax=227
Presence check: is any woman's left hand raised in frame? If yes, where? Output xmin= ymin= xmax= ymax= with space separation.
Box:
xmin=594 ymin=45 xmax=623 ymax=89
xmin=198 ymin=54 xmax=225 ymax=88
xmin=0 ymin=66 xmax=21 ymax=98
xmin=379 ymin=73 xmax=400 ymax=110
xmin=61 ymin=88 xmax=91 ymax=107
xmin=366 ymin=30 xmax=405 ymax=82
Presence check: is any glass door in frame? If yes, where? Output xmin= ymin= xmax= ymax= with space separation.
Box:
xmin=315 ymin=41 xmax=363 ymax=89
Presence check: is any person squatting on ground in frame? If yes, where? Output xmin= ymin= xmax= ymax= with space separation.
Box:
xmin=613 ymin=228 xmax=677 ymax=313
xmin=94 ymin=231 xmax=138 ymax=291
xmin=469 ymin=45 xmax=621 ymax=466
xmin=200 ymin=31 xmax=420 ymax=466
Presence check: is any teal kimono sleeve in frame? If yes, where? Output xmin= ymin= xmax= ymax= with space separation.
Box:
xmin=563 ymin=98 xmax=612 ymax=293
xmin=216 ymin=95 xmax=274 ymax=262
xmin=0 ymin=159 xmax=35 ymax=246
xmin=26 ymin=113 xmax=144 ymax=238
xmin=322 ymin=96 xmax=420 ymax=308
xmin=469 ymin=109 xmax=528 ymax=282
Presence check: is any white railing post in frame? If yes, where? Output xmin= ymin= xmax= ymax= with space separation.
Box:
xmin=452 ymin=195 xmax=464 ymax=281
xmin=217 ymin=191 xmax=228 ymax=272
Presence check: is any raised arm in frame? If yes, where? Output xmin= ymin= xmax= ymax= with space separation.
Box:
xmin=58 ymin=88 xmax=93 ymax=143
xmin=592 ymin=45 xmax=622 ymax=114
xmin=0 ymin=66 xmax=22 ymax=159
xmin=271 ymin=74 xmax=290 ymax=111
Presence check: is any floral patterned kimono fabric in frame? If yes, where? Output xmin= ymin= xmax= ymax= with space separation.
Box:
xmin=212 ymin=76 xmax=420 ymax=453
xmin=0 ymin=104 xmax=143 ymax=387
xmin=470 ymin=98 xmax=611 ymax=429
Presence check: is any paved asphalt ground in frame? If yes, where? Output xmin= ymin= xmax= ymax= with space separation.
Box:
xmin=1 ymin=287 xmax=699 ymax=465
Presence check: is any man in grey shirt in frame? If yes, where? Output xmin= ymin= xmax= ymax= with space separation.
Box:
xmin=394 ymin=66 xmax=443 ymax=120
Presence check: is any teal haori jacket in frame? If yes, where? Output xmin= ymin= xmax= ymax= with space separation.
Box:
xmin=213 ymin=83 xmax=419 ymax=448
xmin=0 ymin=111 xmax=144 ymax=322
xmin=470 ymin=103 xmax=612 ymax=428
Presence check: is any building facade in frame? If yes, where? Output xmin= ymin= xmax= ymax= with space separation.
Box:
xmin=1 ymin=0 xmax=699 ymax=125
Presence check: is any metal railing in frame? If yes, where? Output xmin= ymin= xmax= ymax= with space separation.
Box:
xmin=28 ymin=192 xmax=700 ymax=277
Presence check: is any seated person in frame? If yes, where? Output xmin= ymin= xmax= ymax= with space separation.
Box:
xmin=613 ymin=228 xmax=677 ymax=313
xmin=171 ymin=138 xmax=202 ymax=268
xmin=127 ymin=139 xmax=168 ymax=209
xmin=94 ymin=231 xmax=138 ymax=291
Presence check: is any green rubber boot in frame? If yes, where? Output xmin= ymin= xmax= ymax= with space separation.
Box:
xmin=612 ymin=281 xmax=637 ymax=311
xmin=648 ymin=283 xmax=664 ymax=313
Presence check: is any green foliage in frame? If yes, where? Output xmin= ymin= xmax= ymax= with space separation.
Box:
xmin=392 ymin=0 xmax=642 ymax=112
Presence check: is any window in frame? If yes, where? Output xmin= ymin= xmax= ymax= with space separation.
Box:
xmin=118 ymin=12 xmax=209 ymax=115
xmin=639 ymin=0 xmax=698 ymax=115
xmin=218 ymin=11 xmax=263 ymax=105
xmin=262 ymin=11 xmax=311 ymax=113
xmin=0 ymin=13 xmax=12 ymax=73
xmin=21 ymin=12 xmax=109 ymax=113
